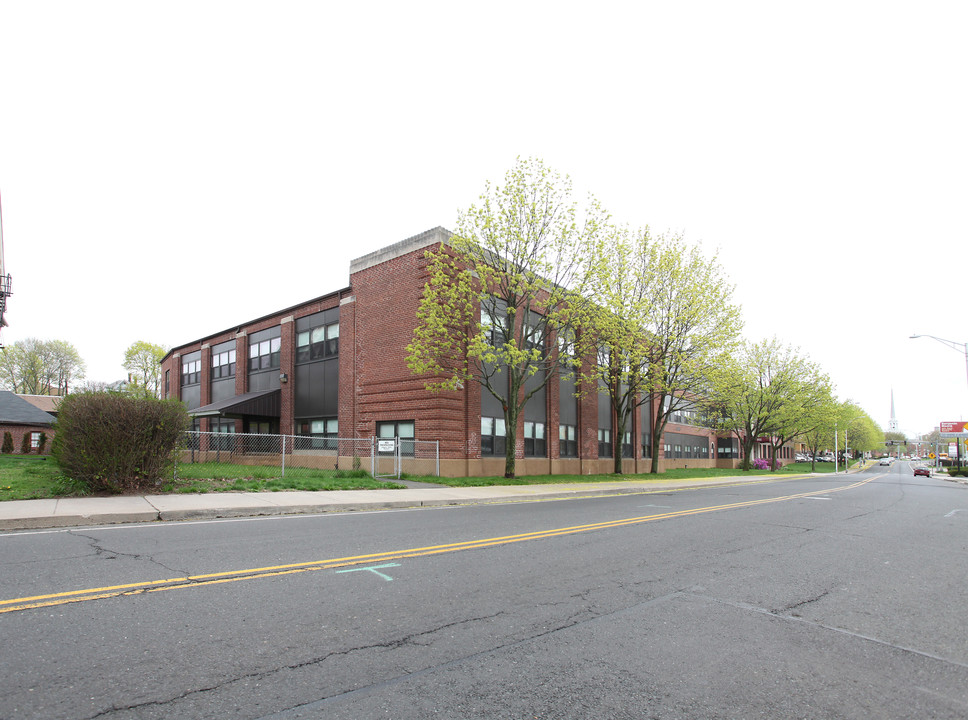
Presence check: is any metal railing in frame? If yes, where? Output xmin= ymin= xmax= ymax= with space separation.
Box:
xmin=175 ymin=431 xmax=439 ymax=480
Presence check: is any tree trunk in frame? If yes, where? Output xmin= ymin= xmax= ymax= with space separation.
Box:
xmin=503 ymin=406 xmax=518 ymax=479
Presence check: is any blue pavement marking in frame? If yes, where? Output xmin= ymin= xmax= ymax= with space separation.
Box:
xmin=334 ymin=563 xmax=401 ymax=581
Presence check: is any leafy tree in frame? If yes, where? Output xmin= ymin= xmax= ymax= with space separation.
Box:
xmin=632 ymin=235 xmax=742 ymax=474
xmin=123 ymin=341 xmax=167 ymax=398
xmin=19 ymin=432 xmax=30 ymax=454
xmin=706 ymin=339 xmax=833 ymax=471
xmin=0 ymin=338 xmax=86 ymax=394
xmin=579 ymin=224 xmax=740 ymax=473
xmin=1 ymin=431 xmax=12 ymax=453
xmin=800 ymin=395 xmax=841 ymax=470
xmin=407 ymin=157 xmax=605 ymax=478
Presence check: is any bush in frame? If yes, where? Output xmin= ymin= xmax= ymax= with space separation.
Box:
xmin=20 ymin=432 xmax=31 ymax=454
xmin=37 ymin=432 xmax=47 ymax=454
xmin=752 ymin=458 xmax=770 ymax=470
xmin=1 ymin=432 xmax=12 ymax=454
xmin=52 ymin=392 xmax=190 ymax=494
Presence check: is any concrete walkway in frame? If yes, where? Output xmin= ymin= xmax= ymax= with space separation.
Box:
xmin=0 ymin=475 xmax=798 ymax=531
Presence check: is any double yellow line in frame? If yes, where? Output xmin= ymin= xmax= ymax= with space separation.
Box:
xmin=1 ymin=475 xmax=873 ymax=615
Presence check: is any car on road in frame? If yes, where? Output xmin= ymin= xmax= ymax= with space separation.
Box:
xmin=879 ymin=458 xmax=892 ymax=466
xmin=914 ymin=466 xmax=930 ymax=477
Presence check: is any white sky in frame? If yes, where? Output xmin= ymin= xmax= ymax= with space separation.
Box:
xmin=1 ymin=1 xmax=965 ymax=439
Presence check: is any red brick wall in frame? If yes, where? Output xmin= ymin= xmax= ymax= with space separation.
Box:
xmin=348 ymin=242 xmax=470 ymax=458
xmin=0 ymin=425 xmax=53 ymax=455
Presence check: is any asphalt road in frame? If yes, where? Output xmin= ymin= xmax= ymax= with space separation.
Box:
xmin=1 ymin=464 xmax=966 ymax=719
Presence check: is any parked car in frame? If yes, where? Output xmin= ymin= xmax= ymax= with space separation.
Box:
xmin=795 ymin=453 xmax=807 ymax=462
xmin=913 ymin=466 xmax=930 ymax=477
xmin=879 ymin=458 xmax=892 ymax=466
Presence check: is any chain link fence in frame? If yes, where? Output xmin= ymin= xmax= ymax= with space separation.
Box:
xmin=175 ymin=431 xmax=439 ymax=480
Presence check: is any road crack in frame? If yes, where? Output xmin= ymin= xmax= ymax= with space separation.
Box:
xmin=82 ymin=611 xmax=508 ymax=719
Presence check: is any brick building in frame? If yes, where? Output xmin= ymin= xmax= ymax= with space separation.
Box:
xmin=162 ymin=227 xmax=739 ymax=477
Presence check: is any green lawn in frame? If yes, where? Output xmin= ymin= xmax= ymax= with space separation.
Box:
xmin=0 ymin=456 xmax=405 ymax=500
xmin=0 ymin=455 xmax=855 ymax=501
xmin=0 ymin=456 xmax=76 ymax=501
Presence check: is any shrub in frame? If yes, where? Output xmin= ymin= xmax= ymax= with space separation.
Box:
xmin=1 ymin=432 xmax=12 ymax=454
xmin=752 ymin=458 xmax=770 ymax=470
xmin=37 ymin=432 xmax=47 ymax=454
xmin=52 ymin=392 xmax=190 ymax=494
xmin=20 ymin=432 xmax=31 ymax=454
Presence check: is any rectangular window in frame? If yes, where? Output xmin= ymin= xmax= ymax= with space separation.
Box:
xmin=481 ymin=416 xmax=507 ymax=457
xmin=211 ymin=419 xmax=236 ymax=451
xmin=181 ymin=359 xmax=200 ymax=386
xmin=30 ymin=432 xmax=41 ymax=449
xmin=523 ymin=421 xmax=546 ymax=457
xmin=249 ymin=337 xmax=281 ymax=371
xmin=212 ymin=348 xmax=237 ymax=380
xmin=377 ymin=420 xmax=415 ymax=456
xmin=598 ymin=429 xmax=612 ymax=458
xmin=559 ymin=424 xmax=577 ymax=458
xmin=165 ymin=370 xmax=170 ymax=398
xmin=622 ymin=431 xmax=633 ymax=458
xmin=296 ymin=418 xmax=338 ymax=450
xmin=297 ymin=322 xmax=339 ymax=363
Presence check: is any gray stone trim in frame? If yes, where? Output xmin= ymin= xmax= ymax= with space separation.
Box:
xmin=350 ymin=226 xmax=452 ymax=275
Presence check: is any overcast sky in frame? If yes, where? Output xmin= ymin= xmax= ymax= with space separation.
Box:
xmin=1 ymin=1 xmax=965 ymax=438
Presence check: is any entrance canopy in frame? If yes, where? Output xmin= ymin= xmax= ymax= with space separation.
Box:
xmin=188 ymin=389 xmax=280 ymax=419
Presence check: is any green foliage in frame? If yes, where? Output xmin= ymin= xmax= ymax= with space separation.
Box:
xmin=51 ymin=392 xmax=190 ymax=493
xmin=582 ymin=225 xmax=743 ymax=473
xmin=0 ymin=337 xmax=86 ymax=394
xmin=1 ymin=432 xmax=13 ymax=454
xmin=19 ymin=432 xmax=30 ymax=454
xmin=407 ymin=157 xmax=605 ymax=478
xmin=123 ymin=340 xmax=167 ymax=398
xmin=37 ymin=432 xmax=47 ymax=454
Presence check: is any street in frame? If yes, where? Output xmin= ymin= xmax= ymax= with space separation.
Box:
xmin=1 ymin=465 xmax=966 ymax=719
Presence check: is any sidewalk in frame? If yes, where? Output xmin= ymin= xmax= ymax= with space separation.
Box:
xmin=0 ymin=475 xmax=793 ymax=531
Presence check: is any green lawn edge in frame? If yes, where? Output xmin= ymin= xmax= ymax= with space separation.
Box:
xmin=0 ymin=456 xmax=862 ymax=502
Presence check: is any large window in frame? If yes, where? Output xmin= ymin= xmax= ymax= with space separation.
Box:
xmin=481 ymin=416 xmax=507 ymax=457
xmin=296 ymin=322 xmax=339 ymax=363
xmin=523 ymin=421 xmax=546 ymax=457
xmin=377 ymin=420 xmax=415 ymax=456
xmin=249 ymin=337 xmax=281 ymax=371
xmin=210 ymin=418 xmax=236 ymax=451
xmin=598 ymin=429 xmax=612 ymax=458
xmin=296 ymin=418 xmax=338 ymax=450
xmin=181 ymin=358 xmax=200 ymax=386
xmin=212 ymin=348 xmax=236 ymax=379
xmin=559 ymin=424 xmax=577 ymax=458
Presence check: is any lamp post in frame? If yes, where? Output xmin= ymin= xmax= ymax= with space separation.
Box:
xmin=910 ymin=334 xmax=968 ymax=388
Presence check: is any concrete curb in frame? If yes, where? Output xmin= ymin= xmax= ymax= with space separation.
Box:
xmin=0 ymin=471 xmax=898 ymax=532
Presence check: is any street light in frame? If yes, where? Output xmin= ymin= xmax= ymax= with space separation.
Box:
xmin=910 ymin=333 xmax=968 ymax=389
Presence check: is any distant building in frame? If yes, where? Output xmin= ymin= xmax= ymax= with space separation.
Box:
xmin=0 ymin=391 xmax=54 ymax=454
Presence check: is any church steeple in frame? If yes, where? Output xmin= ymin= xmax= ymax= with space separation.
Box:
xmin=889 ymin=389 xmax=899 ymax=433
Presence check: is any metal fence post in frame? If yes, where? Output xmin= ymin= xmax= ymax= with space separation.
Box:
xmin=281 ymin=434 xmax=286 ymax=477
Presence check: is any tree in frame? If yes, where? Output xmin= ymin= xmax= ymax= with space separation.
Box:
xmin=407 ymin=158 xmax=605 ymax=478
xmin=0 ymin=338 xmax=86 ymax=394
xmin=123 ymin=341 xmax=167 ymax=398
xmin=705 ymin=339 xmax=797 ymax=471
xmin=762 ymin=350 xmax=833 ymax=470
xmin=634 ymin=234 xmax=743 ymax=474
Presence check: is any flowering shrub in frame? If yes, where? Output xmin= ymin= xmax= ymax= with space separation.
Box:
xmin=753 ymin=458 xmax=771 ymax=470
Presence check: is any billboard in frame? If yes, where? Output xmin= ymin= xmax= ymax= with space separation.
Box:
xmin=939 ymin=421 xmax=968 ymax=438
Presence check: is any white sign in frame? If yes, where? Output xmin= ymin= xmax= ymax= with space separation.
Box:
xmin=378 ymin=439 xmax=396 ymax=453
